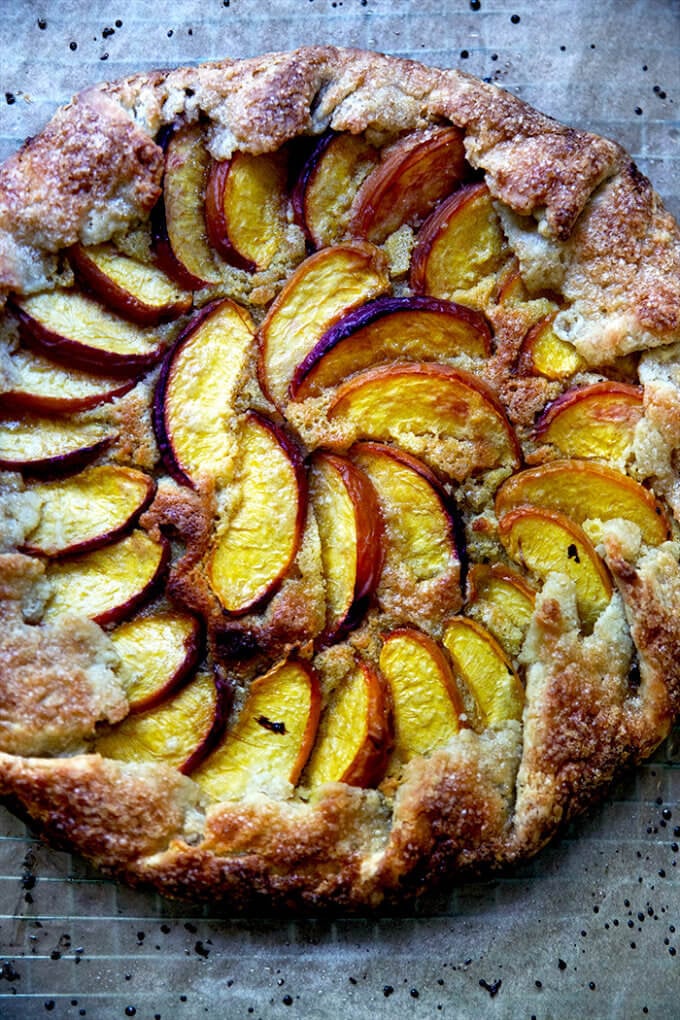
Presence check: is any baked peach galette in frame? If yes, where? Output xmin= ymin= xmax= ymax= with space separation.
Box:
xmin=1 ymin=47 xmax=679 ymax=909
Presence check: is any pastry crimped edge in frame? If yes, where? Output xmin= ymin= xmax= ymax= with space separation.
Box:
xmin=0 ymin=46 xmax=679 ymax=911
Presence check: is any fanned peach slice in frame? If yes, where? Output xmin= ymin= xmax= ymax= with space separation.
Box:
xmin=498 ymin=506 xmax=613 ymax=629
xmin=151 ymin=124 xmax=222 ymax=289
xmin=154 ymin=299 xmax=255 ymax=487
xmin=192 ymin=659 xmax=321 ymax=801
xmin=534 ymin=381 xmax=644 ymax=461
xmin=23 ymin=465 xmax=154 ymax=557
xmin=442 ymin=616 xmax=524 ymax=727
xmin=95 ymin=670 xmax=222 ymax=773
xmin=14 ymin=291 xmax=164 ymax=374
xmin=0 ymin=346 xmax=137 ymax=413
xmin=110 ymin=611 xmax=204 ymax=713
xmin=44 ymin=530 xmax=168 ymax=625
xmin=0 ymin=416 xmax=115 ymax=475
xmin=258 ymin=241 xmax=389 ymax=406
xmin=495 ymin=459 xmax=670 ymax=546
xmin=351 ymin=442 xmax=463 ymax=609
xmin=290 ymin=295 xmax=492 ymax=399
xmin=69 ymin=243 xmax=192 ymax=326
xmin=466 ymin=563 xmax=535 ymax=657
xmin=309 ymin=451 xmax=383 ymax=643
xmin=410 ymin=182 xmax=505 ymax=298
xmin=517 ymin=313 xmax=585 ymax=379
xmin=328 ymin=363 xmax=521 ymax=480
xmin=205 ymin=150 xmax=288 ymax=271
xmin=292 ymin=131 xmax=379 ymax=249
xmin=303 ymin=658 xmax=393 ymax=788
xmin=495 ymin=259 xmax=528 ymax=307
xmin=379 ymin=628 xmax=463 ymax=761
xmin=349 ymin=127 xmax=467 ymax=244
xmin=208 ymin=412 xmax=307 ymax=615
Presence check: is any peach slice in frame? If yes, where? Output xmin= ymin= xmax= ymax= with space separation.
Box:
xmin=303 ymin=658 xmax=393 ymax=788
xmin=349 ymin=126 xmax=467 ymax=244
xmin=290 ymin=295 xmax=492 ymax=400
xmin=13 ymin=290 xmax=165 ymax=375
xmin=517 ymin=313 xmax=585 ymax=380
xmin=154 ymin=299 xmax=255 ymax=487
xmin=69 ymin=243 xmax=192 ymax=326
xmin=292 ymin=131 xmax=379 ymax=249
xmin=328 ymin=363 xmax=521 ymax=480
xmin=0 ymin=416 xmax=116 ymax=476
xmin=258 ymin=241 xmax=390 ymax=406
xmin=151 ymin=124 xmax=222 ymax=289
xmin=498 ymin=506 xmax=613 ymax=628
xmin=442 ymin=616 xmax=524 ymax=727
xmin=351 ymin=441 xmax=463 ymax=617
xmin=379 ymin=628 xmax=464 ymax=761
xmin=494 ymin=458 xmax=671 ymax=546
xmin=192 ymin=659 xmax=322 ymax=801
xmin=44 ymin=530 xmax=168 ymax=625
xmin=95 ymin=670 xmax=222 ymax=773
xmin=110 ymin=611 xmax=204 ymax=713
xmin=410 ymin=182 xmax=506 ymax=299
xmin=466 ymin=563 xmax=536 ymax=657
xmin=495 ymin=259 xmax=528 ymax=307
xmin=205 ymin=150 xmax=288 ymax=271
xmin=0 ymin=346 xmax=138 ymax=413
xmin=23 ymin=465 xmax=155 ymax=557
xmin=309 ymin=452 xmax=384 ymax=643
xmin=534 ymin=381 xmax=644 ymax=461
xmin=207 ymin=412 xmax=307 ymax=615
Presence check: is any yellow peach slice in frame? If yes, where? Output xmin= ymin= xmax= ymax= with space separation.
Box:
xmin=442 ymin=616 xmax=524 ymax=727
xmin=310 ymin=452 xmax=383 ymax=642
xmin=303 ymin=658 xmax=392 ymax=788
xmin=95 ymin=671 xmax=219 ymax=772
xmin=495 ymin=458 xmax=670 ymax=546
xmin=495 ymin=259 xmax=528 ymax=307
xmin=24 ymin=465 xmax=154 ymax=557
xmin=205 ymin=150 xmax=288 ymax=271
xmin=69 ymin=243 xmax=192 ymax=326
xmin=498 ymin=506 xmax=613 ymax=628
xmin=155 ymin=299 xmax=255 ymax=487
xmin=14 ymin=290 xmax=164 ymax=373
xmin=153 ymin=124 xmax=222 ymax=288
xmin=351 ymin=442 xmax=462 ymax=623
xmin=44 ymin=530 xmax=168 ymax=625
xmin=350 ymin=127 xmax=467 ymax=244
xmin=328 ymin=363 xmax=521 ymax=480
xmin=410 ymin=182 xmax=505 ymax=299
xmin=291 ymin=295 xmax=491 ymax=400
xmin=193 ymin=659 xmax=321 ymax=801
xmin=110 ymin=611 xmax=204 ymax=713
xmin=466 ymin=563 xmax=536 ymax=657
xmin=0 ymin=415 xmax=115 ymax=474
xmin=258 ymin=242 xmax=390 ymax=406
xmin=517 ymin=313 xmax=585 ymax=380
xmin=293 ymin=131 xmax=379 ymax=248
xmin=1 ymin=346 xmax=137 ymax=413
xmin=379 ymin=628 xmax=463 ymax=761
xmin=534 ymin=381 xmax=643 ymax=461
xmin=207 ymin=413 xmax=306 ymax=615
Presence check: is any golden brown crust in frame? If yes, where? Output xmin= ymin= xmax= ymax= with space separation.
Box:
xmin=0 ymin=47 xmax=678 ymax=911
xmin=0 ymin=752 xmax=199 ymax=865
xmin=0 ymin=91 xmax=163 ymax=292
xmin=1 ymin=48 xmax=678 ymax=355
